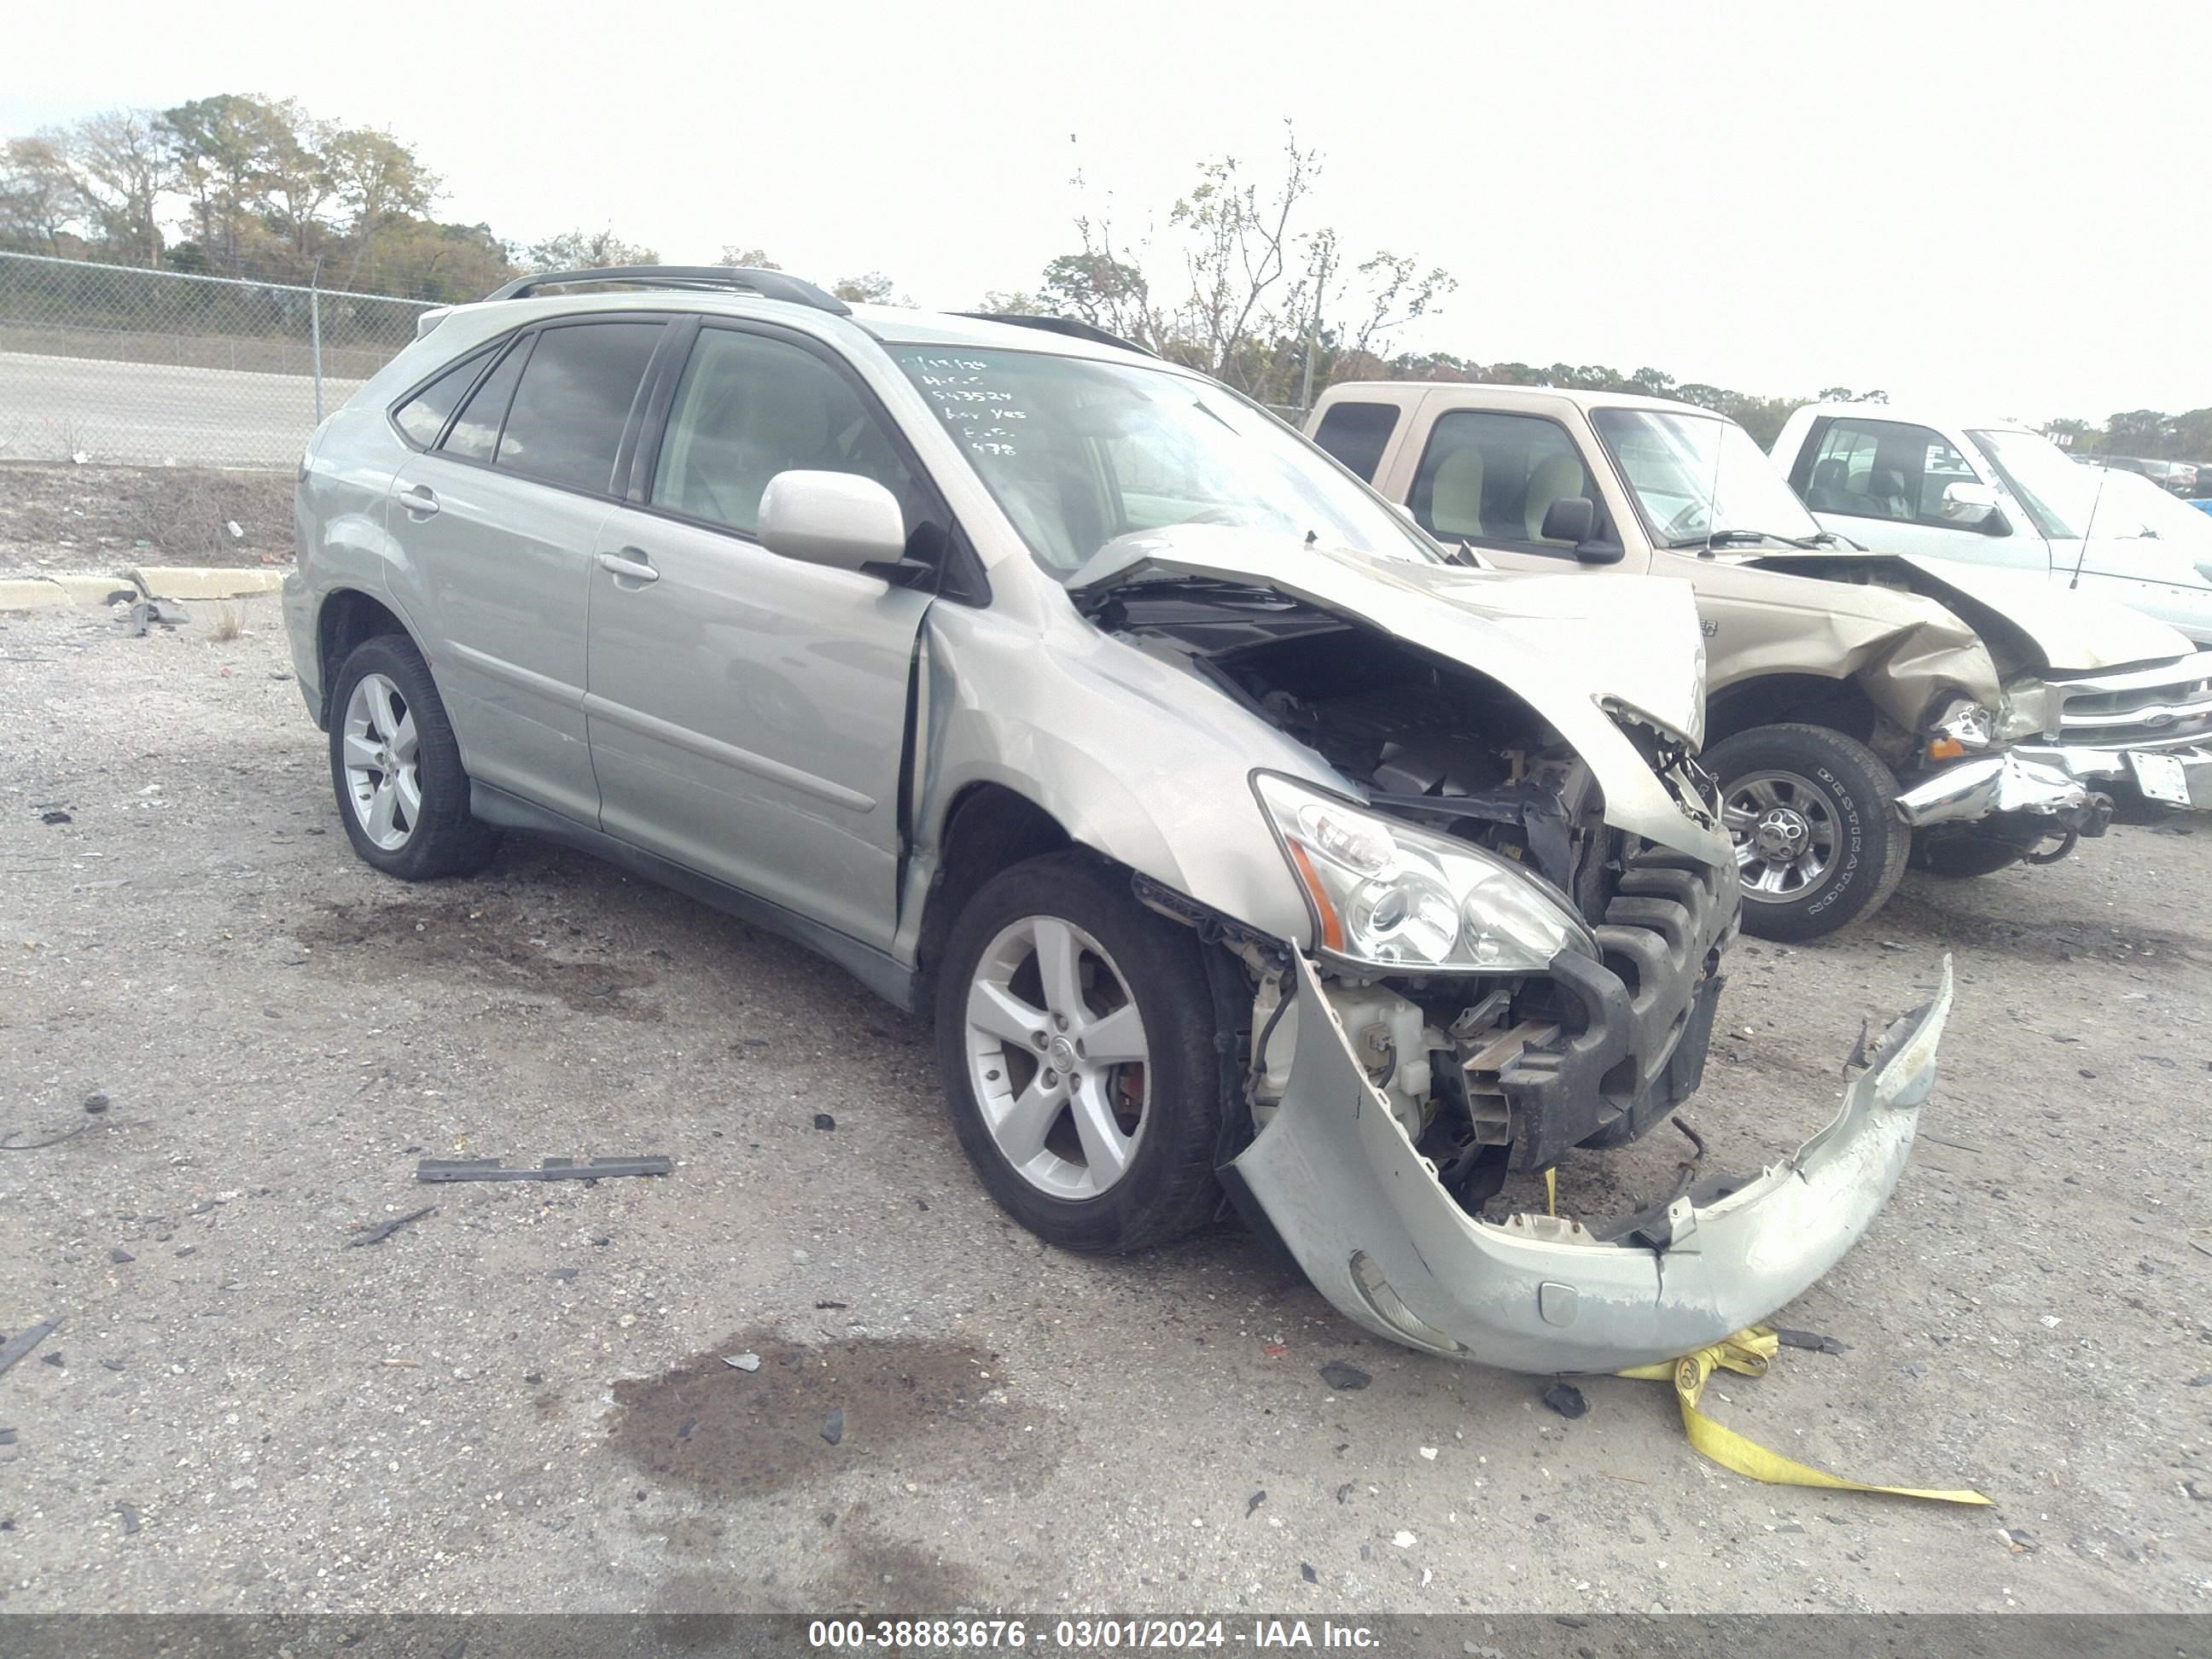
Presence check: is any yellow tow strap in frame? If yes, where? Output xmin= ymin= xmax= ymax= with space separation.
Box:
xmin=1615 ymin=1326 xmax=1992 ymax=1505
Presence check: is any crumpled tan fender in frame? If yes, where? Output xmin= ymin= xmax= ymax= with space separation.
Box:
xmin=1691 ymin=556 xmax=2001 ymax=728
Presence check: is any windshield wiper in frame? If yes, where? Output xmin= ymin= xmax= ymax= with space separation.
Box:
xmin=1668 ymin=529 xmax=1833 ymax=551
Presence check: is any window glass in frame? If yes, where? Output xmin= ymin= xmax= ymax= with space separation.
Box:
xmin=1593 ymin=408 xmax=1822 ymax=545
xmin=1408 ymin=410 xmax=1604 ymax=549
xmin=1803 ymin=416 xmax=1976 ymax=530
xmin=492 ymin=321 xmax=664 ymax=493
xmin=651 ymin=328 xmax=917 ymax=536
xmin=441 ymin=340 xmax=530 ymax=463
xmin=889 ymin=346 xmax=1436 ymax=575
xmin=1969 ymin=427 xmax=2110 ymax=540
xmin=394 ymin=348 xmax=491 ymax=448
xmin=1310 ymin=401 xmax=1401 ymax=483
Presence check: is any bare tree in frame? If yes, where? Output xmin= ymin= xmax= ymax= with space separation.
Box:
xmin=72 ymin=110 xmax=174 ymax=265
xmin=830 ymin=271 xmax=899 ymax=303
xmin=0 ymin=134 xmax=85 ymax=253
xmin=716 ymin=246 xmax=781 ymax=269
xmin=521 ymin=227 xmax=659 ymax=271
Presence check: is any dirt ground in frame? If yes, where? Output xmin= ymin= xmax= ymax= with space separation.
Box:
xmin=0 ymin=462 xmax=294 ymax=569
xmin=0 ymin=595 xmax=2208 ymax=1618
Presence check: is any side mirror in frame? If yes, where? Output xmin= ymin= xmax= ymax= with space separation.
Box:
xmin=1938 ymin=480 xmax=1999 ymax=528
xmin=758 ymin=470 xmax=907 ymax=573
xmin=1540 ymin=494 xmax=1597 ymax=546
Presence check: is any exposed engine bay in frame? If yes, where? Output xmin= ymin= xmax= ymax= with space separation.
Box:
xmin=1090 ymin=576 xmax=1740 ymax=1219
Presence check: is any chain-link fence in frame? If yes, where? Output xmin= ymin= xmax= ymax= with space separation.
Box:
xmin=0 ymin=251 xmax=435 ymax=469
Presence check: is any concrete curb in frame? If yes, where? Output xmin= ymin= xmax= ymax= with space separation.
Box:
xmin=0 ymin=568 xmax=286 ymax=611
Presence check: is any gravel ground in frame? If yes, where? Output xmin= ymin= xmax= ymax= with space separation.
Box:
xmin=1 ymin=597 xmax=2208 ymax=1617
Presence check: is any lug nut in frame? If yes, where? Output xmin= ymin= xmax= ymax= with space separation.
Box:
xmin=1053 ymin=1013 xmax=1068 ymax=1031
xmin=1041 ymin=1069 xmax=1058 ymax=1087
xmin=1033 ymin=1031 xmax=1048 ymax=1048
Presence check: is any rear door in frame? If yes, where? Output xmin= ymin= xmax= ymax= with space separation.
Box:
xmin=583 ymin=319 xmax=941 ymax=953
xmin=385 ymin=316 xmax=668 ymax=824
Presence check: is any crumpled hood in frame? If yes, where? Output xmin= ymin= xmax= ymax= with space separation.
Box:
xmin=1069 ymin=526 xmax=1730 ymax=867
xmin=1746 ymin=549 xmax=2192 ymax=672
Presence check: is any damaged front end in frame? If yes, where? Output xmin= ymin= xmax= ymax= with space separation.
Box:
xmin=1226 ymin=952 xmax=1953 ymax=1374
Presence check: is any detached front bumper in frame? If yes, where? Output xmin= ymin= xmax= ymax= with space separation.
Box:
xmin=1226 ymin=952 xmax=1953 ymax=1375
xmin=1894 ymin=752 xmax=2103 ymax=830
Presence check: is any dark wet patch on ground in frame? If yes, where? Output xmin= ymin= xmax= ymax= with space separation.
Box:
xmin=607 ymin=1329 xmax=1050 ymax=1502
xmin=295 ymin=894 xmax=661 ymax=1017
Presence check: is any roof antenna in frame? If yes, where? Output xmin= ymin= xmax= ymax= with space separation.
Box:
xmin=2068 ymin=456 xmax=2110 ymax=591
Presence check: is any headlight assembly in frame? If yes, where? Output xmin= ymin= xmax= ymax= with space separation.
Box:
xmin=1925 ymin=699 xmax=1996 ymax=760
xmin=1253 ymin=773 xmax=1598 ymax=974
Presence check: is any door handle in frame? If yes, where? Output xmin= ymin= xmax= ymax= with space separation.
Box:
xmin=398 ymin=484 xmax=439 ymax=519
xmin=596 ymin=550 xmax=661 ymax=585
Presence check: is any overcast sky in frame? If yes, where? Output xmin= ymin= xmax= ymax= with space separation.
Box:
xmin=9 ymin=0 xmax=2204 ymax=421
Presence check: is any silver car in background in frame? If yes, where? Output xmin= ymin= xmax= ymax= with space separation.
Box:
xmin=282 ymin=266 xmax=1953 ymax=1372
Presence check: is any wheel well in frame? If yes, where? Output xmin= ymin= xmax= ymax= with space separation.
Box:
xmin=1706 ymin=673 xmax=1882 ymax=747
xmin=317 ymin=590 xmax=410 ymax=725
xmin=916 ymin=784 xmax=1072 ymax=993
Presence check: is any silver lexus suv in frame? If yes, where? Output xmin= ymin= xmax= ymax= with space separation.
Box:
xmin=284 ymin=266 xmax=1954 ymax=1373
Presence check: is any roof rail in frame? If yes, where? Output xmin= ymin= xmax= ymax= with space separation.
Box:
xmin=485 ymin=265 xmax=852 ymax=317
xmin=957 ymin=312 xmax=1155 ymax=358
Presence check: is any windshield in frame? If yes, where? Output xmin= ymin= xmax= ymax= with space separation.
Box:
xmin=1590 ymin=408 xmax=1823 ymax=544
xmin=1965 ymin=428 xmax=2117 ymax=542
xmin=891 ymin=346 xmax=1438 ymax=575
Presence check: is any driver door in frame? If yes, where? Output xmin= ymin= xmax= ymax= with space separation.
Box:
xmin=1397 ymin=404 xmax=1643 ymax=574
xmin=583 ymin=322 xmax=943 ymax=953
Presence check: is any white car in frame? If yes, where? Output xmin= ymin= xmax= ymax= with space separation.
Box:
xmin=1772 ymin=404 xmax=2212 ymax=647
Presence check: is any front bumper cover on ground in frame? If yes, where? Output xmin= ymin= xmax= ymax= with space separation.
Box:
xmin=1894 ymin=752 xmax=2099 ymax=830
xmin=1226 ymin=952 xmax=1953 ymax=1375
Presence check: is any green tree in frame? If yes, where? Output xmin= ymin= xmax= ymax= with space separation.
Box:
xmin=521 ymin=227 xmax=659 ymax=271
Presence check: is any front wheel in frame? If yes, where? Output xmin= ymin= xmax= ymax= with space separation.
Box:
xmin=1705 ymin=723 xmax=1910 ymax=942
xmin=934 ymin=852 xmax=1225 ymax=1254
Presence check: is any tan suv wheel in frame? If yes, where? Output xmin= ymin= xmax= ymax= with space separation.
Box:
xmin=1706 ymin=723 xmax=1909 ymax=942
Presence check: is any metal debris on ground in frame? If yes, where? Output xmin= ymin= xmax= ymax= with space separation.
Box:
xmin=1773 ymin=1327 xmax=1848 ymax=1355
xmin=0 ymin=1319 xmax=61 ymax=1377
xmin=120 ymin=599 xmax=189 ymax=637
xmin=416 ymin=1155 xmax=671 ymax=1183
xmin=118 ymin=1504 xmax=141 ymax=1536
xmin=812 ymin=1113 xmax=836 ymax=1131
xmin=1299 ymin=1563 xmax=1317 ymax=1584
xmin=1542 ymin=1382 xmax=1589 ymax=1418
xmin=1318 ymin=1360 xmax=1371 ymax=1391
xmin=39 ymin=811 xmax=70 ymax=824
xmin=1246 ymin=1489 xmax=1266 ymax=1517
xmin=723 ymin=1353 xmax=761 ymax=1372
xmin=821 ymin=1407 xmax=844 ymax=1446
xmin=345 ymin=1206 xmax=436 ymax=1248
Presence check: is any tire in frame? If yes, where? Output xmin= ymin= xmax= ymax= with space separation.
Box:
xmin=1705 ymin=723 xmax=1909 ymax=943
xmin=1910 ymin=812 xmax=2052 ymax=878
xmin=934 ymin=851 xmax=1223 ymax=1254
xmin=327 ymin=633 xmax=501 ymax=881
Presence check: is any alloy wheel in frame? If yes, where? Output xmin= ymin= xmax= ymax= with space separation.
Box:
xmin=962 ymin=915 xmax=1151 ymax=1200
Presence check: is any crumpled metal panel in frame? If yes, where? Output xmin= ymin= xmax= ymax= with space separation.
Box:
xmin=1064 ymin=525 xmax=1729 ymax=868
xmin=1894 ymin=753 xmax=2092 ymax=828
xmin=1229 ymin=952 xmax=1953 ymax=1375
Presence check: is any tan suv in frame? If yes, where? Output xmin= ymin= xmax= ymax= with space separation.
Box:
xmin=1313 ymin=382 xmax=2208 ymax=940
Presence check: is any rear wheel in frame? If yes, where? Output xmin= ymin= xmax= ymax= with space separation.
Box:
xmin=1911 ymin=812 xmax=2052 ymax=877
xmin=327 ymin=634 xmax=501 ymax=881
xmin=934 ymin=852 xmax=1223 ymax=1254
xmin=1706 ymin=723 xmax=1909 ymax=942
